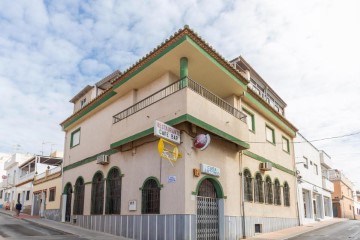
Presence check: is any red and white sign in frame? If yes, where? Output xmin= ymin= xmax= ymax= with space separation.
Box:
xmin=193 ymin=134 xmax=211 ymax=150
xmin=2 ymin=175 xmax=7 ymax=180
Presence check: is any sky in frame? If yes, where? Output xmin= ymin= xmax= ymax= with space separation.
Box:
xmin=0 ymin=1 xmax=359 ymax=187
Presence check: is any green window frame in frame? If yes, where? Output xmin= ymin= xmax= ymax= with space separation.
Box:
xmin=70 ymin=128 xmax=81 ymax=148
xmin=282 ymin=136 xmax=290 ymax=153
xmin=243 ymin=108 xmax=255 ymax=133
xmin=265 ymin=125 xmax=275 ymax=144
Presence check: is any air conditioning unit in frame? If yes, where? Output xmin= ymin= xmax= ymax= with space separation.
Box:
xmin=259 ymin=162 xmax=272 ymax=171
xmin=96 ymin=154 xmax=109 ymax=165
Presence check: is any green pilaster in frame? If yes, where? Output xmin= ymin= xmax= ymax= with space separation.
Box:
xmin=180 ymin=57 xmax=188 ymax=88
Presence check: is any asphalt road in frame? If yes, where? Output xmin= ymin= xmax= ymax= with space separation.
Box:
xmin=289 ymin=220 xmax=360 ymax=240
xmin=0 ymin=213 xmax=87 ymax=240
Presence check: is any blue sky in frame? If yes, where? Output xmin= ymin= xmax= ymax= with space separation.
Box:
xmin=0 ymin=0 xmax=359 ymax=186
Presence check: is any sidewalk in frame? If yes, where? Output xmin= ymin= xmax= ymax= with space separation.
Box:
xmin=0 ymin=208 xmax=130 ymax=240
xmin=249 ymin=218 xmax=348 ymax=240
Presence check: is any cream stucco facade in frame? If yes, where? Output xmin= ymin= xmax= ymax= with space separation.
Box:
xmin=60 ymin=26 xmax=298 ymax=239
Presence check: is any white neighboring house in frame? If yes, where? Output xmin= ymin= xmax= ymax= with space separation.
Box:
xmin=17 ymin=151 xmax=63 ymax=215
xmin=0 ymin=153 xmax=12 ymax=207
xmin=295 ymin=133 xmax=334 ymax=225
xmin=1 ymin=153 xmax=34 ymax=210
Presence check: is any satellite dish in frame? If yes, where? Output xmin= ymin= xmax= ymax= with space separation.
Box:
xmin=193 ymin=134 xmax=211 ymax=151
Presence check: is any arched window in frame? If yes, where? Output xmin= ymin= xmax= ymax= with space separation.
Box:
xmin=91 ymin=172 xmax=104 ymax=215
xmin=283 ymin=182 xmax=290 ymax=207
xmin=264 ymin=176 xmax=273 ymax=204
xmin=142 ymin=178 xmax=160 ymax=214
xmin=244 ymin=169 xmax=253 ymax=202
xmin=73 ymin=177 xmax=85 ymax=215
xmin=198 ymin=179 xmax=217 ymax=198
xmin=254 ymin=173 xmax=264 ymax=203
xmin=64 ymin=183 xmax=72 ymax=222
xmin=106 ymin=168 xmax=122 ymax=214
xmin=274 ymin=179 xmax=281 ymax=205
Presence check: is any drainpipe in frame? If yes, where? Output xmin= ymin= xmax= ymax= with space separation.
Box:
xmin=239 ymin=151 xmax=246 ymax=239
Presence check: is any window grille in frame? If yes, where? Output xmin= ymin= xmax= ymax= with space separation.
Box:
xmin=283 ymin=182 xmax=290 ymax=206
xmin=65 ymin=183 xmax=72 ymax=222
xmin=142 ymin=179 xmax=160 ymax=214
xmin=91 ymin=172 xmax=104 ymax=215
xmin=244 ymin=170 xmax=253 ymax=202
xmin=198 ymin=179 xmax=217 ymax=198
xmin=73 ymin=178 xmax=85 ymax=215
xmin=106 ymin=168 xmax=122 ymax=214
xmin=274 ymin=180 xmax=281 ymax=205
xmin=254 ymin=173 xmax=264 ymax=203
xmin=264 ymin=177 xmax=273 ymax=204
xmin=197 ymin=179 xmax=219 ymax=239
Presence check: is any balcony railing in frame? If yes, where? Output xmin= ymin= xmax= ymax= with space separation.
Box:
xmin=113 ymin=77 xmax=247 ymax=124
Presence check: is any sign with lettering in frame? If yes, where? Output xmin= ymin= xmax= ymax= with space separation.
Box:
xmin=200 ymin=164 xmax=220 ymax=177
xmin=154 ymin=120 xmax=180 ymax=144
xmin=168 ymin=176 xmax=176 ymax=183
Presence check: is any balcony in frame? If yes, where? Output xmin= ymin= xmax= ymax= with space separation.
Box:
xmin=18 ymin=172 xmax=35 ymax=185
xmin=113 ymin=78 xmax=247 ymax=124
xmin=322 ymin=177 xmax=334 ymax=192
xmin=4 ymin=158 xmax=17 ymax=170
xmin=34 ymin=166 xmax=62 ymax=184
xmin=111 ymin=77 xmax=249 ymax=148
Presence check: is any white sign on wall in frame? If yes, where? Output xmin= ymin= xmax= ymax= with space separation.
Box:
xmin=129 ymin=200 xmax=137 ymax=211
xmin=154 ymin=120 xmax=181 ymax=144
xmin=200 ymin=163 xmax=220 ymax=177
xmin=168 ymin=175 xmax=176 ymax=183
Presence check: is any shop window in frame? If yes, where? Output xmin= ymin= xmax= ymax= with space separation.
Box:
xmin=254 ymin=173 xmax=264 ymax=203
xmin=283 ymin=182 xmax=290 ymax=206
xmin=274 ymin=179 xmax=281 ymax=205
xmin=244 ymin=169 xmax=253 ymax=202
xmin=264 ymin=176 xmax=273 ymax=204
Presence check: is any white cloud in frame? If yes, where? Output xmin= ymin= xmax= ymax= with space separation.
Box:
xmin=0 ymin=0 xmax=360 ymax=187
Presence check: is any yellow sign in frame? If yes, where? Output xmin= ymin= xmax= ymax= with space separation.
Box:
xmin=158 ymin=138 xmax=182 ymax=166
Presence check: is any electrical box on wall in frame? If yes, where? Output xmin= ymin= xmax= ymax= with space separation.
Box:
xmin=129 ymin=200 xmax=137 ymax=211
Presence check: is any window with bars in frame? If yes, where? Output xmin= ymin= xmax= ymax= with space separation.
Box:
xmin=91 ymin=172 xmax=105 ymax=215
xmin=198 ymin=179 xmax=217 ymax=198
xmin=73 ymin=177 xmax=85 ymax=215
xmin=283 ymin=182 xmax=290 ymax=206
xmin=244 ymin=169 xmax=253 ymax=202
xmin=274 ymin=179 xmax=282 ymax=205
xmin=142 ymin=178 xmax=160 ymax=214
xmin=49 ymin=188 xmax=56 ymax=202
xmin=264 ymin=177 xmax=273 ymax=204
xmin=106 ymin=168 xmax=122 ymax=214
xmin=254 ymin=173 xmax=264 ymax=203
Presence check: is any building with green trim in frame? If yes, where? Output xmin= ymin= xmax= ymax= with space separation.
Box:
xmin=60 ymin=26 xmax=298 ymax=239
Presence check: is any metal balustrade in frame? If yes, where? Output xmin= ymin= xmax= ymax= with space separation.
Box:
xmin=113 ymin=77 xmax=247 ymax=124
